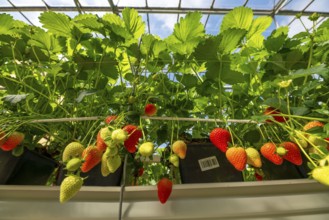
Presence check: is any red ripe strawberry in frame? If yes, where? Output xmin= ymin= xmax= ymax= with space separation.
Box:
xmin=123 ymin=125 xmax=142 ymax=153
xmin=260 ymin=142 xmax=283 ymax=165
xmin=209 ymin=128 xmax=231 ymax=153
xmin=1 ymin=131 xmax=24 ymax=151
xmin=144 ymin=103 xmax=157 ymax=116
xmin=81 ymin=146 xmax=102 ymax=173
xmin=96 ymin=131 xmax=107 ymax=152
xmin=255 ymin=172 xmax=263 ymax=181
xmin=303 ymin=121 xmax=324 ymax=131
xmin=225 ymin=146 xmax=247 ymax=171
xmin=157 ymin=177 xmax=173 ymax=204
xmin=264 ymin=107 xmax=288 ymax=123
xmin=280 ymin=142 xmax=302 ymax=165
xmin=138 ymin=167 xmax=144 ymax=177
xmin=105 ymin=115 xmax=117 ymax=124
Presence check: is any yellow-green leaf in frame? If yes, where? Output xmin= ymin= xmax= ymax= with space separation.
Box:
xmin=221 ymin=6 xmax=253 ymax=32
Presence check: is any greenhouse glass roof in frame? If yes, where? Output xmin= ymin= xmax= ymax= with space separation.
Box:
xmin=0 ymin=0 xmax=328 ymax=37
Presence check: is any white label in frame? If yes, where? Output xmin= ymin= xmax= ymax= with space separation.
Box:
xmin=198 ymin=156 xmax=219 ymax=171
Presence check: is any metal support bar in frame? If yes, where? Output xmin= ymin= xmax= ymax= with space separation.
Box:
xmin=288 ymin=0 xmax=316 ymax=26
xmin=272 ymin=0 xmax=287 ymax=15
xmin=118 ymin=154 xmax=128 ymax=220
xmin=6 ymin=0 xmax=35 ymax=26
xmin=108 ymin=0 xmax=119 ymax=15
xmin=1 ymin=6 xmax=328 ymax=16
xmin=73 ymin=0 xmax=83 ymax=14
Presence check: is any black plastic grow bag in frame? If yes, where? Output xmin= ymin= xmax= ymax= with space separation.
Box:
xmin=0 ymin=149 xmax=58 ymax=185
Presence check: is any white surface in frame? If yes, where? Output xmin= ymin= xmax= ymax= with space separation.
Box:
xmin=1 ymin=179 xmax=329 ymax=220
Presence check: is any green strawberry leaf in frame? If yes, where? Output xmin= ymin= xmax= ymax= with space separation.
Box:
xmin=263 ymin=97 xmax=288 ymax=113
xmin=28 ymin=27 xmax=62 ymax=55
xmin=290 ymin=107 xmax=310 ymax=116
xmin=247 ymin=16 xmax=273 ymax=39
xmin=310 ymin=153 xmax=322 ymax=160
xmin=247 ymin=34 xmax=265 ymax=48
xmin=175 ymin=74 xmax=198 ymax=89
xmin=166 ymin=11 xmax=204 ymax=55
xmin=264 ymin=26 xmax=288 ymax=52
xmin=0 ymin=14 xmax=15 ymax=36
xmin=220 ymin=6 xmax=253 ymax=32
xmin=72 ymin=13 xmax=104 ymax=34
xmin=218 ymin=28 xmax=246 ymax=54
xmin=243 ymin=129 xmax=261 ymax=143
xmin=39 ymin=11 xmax=72 ymax=37
xmin=122 ymin=8 xmax=145 ymax=39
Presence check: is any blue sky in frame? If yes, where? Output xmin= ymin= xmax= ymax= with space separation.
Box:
xmin=0 ymin=0 xmax=328 ymax=38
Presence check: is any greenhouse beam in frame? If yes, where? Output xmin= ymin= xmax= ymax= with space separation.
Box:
xmin=0 ymin=6 xmax=328 ymax=17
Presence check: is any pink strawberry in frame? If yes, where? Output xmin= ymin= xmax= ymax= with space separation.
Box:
xmin=157 ymin=177 xmax=173 ymax=204
xmin=105 ymin=115 xmax=117 ymax=124
xmin=280 ymin=142 xmax=303 ymax=165
xmin=96 ymin=131 xmax=107 ymax=152
xmin=1 ymin=131 xmax=24 ymax=151
xmin=123 ymin=125 xmax=142 ymax=153
xmin=81 ymin=146 xmax=102 ymax=173
xmin=144 ymin=103 xmax=157 ymax=116
xmin=209 ymin=128 xmax=231 ymax=152
xmin=260 ymin=142 xmax=283 ymax=165
xmin=264 ymin=107 xmax=288 ymax=123
xmin=303 ymin=121 xmax=324 ymax=131
xmin=225 ymin=146 xmax=247 ymax=171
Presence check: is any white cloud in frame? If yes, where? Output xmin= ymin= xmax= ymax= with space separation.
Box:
xmin=147 ymin=0 xmax=179 ymax=7
xmin=181 ymin=0 xmax=213 ymax=8
xmin=10 ymin=0 xmax=44 ymax=6
xmin=149 ymin=14 xmax=176 ymax=38
xmin=306 ymin=0 xmax=329 ymax=12
xmin=79 ymin=0 xmax=109 ymax=6
xmin=45 ymin=0 xmax=75 ymax=6
xmin=116 ymin=0 xmax=145 ymax=7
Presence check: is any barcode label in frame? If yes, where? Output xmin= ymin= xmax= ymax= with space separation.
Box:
xmin=198 ymin=156 xmax=220 ymax=171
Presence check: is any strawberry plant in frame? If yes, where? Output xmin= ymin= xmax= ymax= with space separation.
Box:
xmin=0 ymin=6 xmax=328 ymax=203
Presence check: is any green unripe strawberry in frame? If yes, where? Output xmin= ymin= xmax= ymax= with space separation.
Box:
xmin=111 ymin=129 xmax=128 ymax=143
xmin=319 ymin=155 xmax=329 ymax=167
xmin=312 ymin=166 xmax=329 ymax=186
xmin=139 ymin=142 xmax=154 ymax=157
xmin=99 ymin=127 xmax=112 ymax=146
xmin=62 ymin=142 xmax=84 ymax=162
xmin=308 ymin=135 xmax=327 ymax=148
xmin=107 ymin=155 xmax=122 ymax=173
xmin=276 ymin=146 xmax=287 ymax=156
xmin=101 ymin=153 xmax=111 ymax=177
xmin=66 ymin=158 xmax=82 ymax=172
xmin=60 ymin=175 xmax=83 ymax=203
xmin=245 ymin=147 xmax=262 ymax=168
xmin=169 ymin=154 xmax=179 ymax=167
xmin=12 ymin=145 xmax=24 ymax=157
xmin=104 ymin=146 xmax=118 ymax=158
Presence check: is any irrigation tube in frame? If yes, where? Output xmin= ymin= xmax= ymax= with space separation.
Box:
xmin=28 ymin=116 xmax=259 ymax=124
xmin=119 ymin=154 xmax=128 ymax=220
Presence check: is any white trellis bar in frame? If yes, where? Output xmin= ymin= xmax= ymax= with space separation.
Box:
xmin=28 ymin=116 xmax=259 ymax=124
xmin=141 ymin=116 xmax=259 ymax=124
xmin=30 ymin=116 xmax=102 ymax=123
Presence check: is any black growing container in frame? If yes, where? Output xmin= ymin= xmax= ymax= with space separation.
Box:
xmin=179 ymin=141 xmax=243 ymax=183
xmin=260 ymin=155 xmax=309 ymax=180
xmin=0 ymin=149 xmax=58 ymax=185
xmin=56 ymin=163 xmax=123 ymax=186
